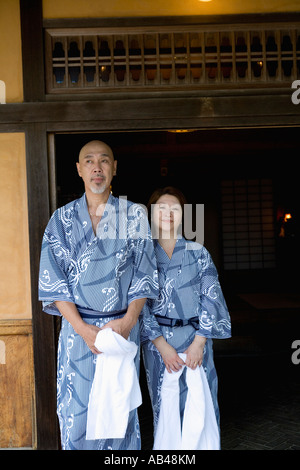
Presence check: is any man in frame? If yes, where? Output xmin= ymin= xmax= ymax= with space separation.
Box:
xmin=39 ymin=141 xmax=158 ymax=450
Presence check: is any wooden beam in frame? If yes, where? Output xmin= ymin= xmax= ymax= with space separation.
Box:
xmin=19 ymin=0 xmax=59 ymax=449
xmin=20 ymin=0 xmax=45 ymax=101
xmin=0 ymin=92 xmax=299 ymax=130
xmin=25 ymin=123 xmax=59 ymax=449
xmin=43 ymin=12 xmax=300 ymax=29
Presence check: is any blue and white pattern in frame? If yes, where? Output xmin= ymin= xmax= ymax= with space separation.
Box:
xmin=141 ymin=237 xmax=231 ymax=437
xmin=57 ymin=316 xmax=141 ymax=450
xmin=39 ymin=194 xmax=158 ymax=315
xmin=39 ymin=193 xmax=158 ymax=450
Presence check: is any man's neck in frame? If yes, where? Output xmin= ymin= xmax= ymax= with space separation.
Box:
xmin=85 ymin=188 xmax=111 ymax=215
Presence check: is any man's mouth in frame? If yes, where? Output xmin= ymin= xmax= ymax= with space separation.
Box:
xmin=92 ymin=176 xmax=105 ymax=183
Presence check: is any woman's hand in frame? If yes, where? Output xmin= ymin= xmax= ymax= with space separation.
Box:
xmin=152 ymin=336 xmax=185 ymax=373
xmin=184 ymin=335 xmax=206 ymax=370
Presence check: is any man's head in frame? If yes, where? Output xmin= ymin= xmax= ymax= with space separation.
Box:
xmin=76 ymin=140 xmax=117 ymax=196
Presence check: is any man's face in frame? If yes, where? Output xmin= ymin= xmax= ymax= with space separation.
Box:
xmin=76 ymin=141 xmax=117 ymax=195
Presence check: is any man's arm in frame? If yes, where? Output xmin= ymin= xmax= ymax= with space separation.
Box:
xmin=55 ymin=301 xmax=101 ymax=354
xmin=102 ymin=297 xmax=146 ymax=339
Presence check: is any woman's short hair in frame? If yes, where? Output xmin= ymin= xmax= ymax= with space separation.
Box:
xmin=147 ymin=186 xmax=187 ymax=212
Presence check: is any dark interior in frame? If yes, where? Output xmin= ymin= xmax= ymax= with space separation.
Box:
xmin=55 ymin=127 xmax=299 ymax=292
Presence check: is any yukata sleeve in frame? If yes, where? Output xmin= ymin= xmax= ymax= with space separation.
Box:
xmin=140 ymin=301 xmax=163 ymax=343
xmin=38 ymin=212 xmax=75 ymax=316
xmin=196 ymin=247 xmax=231 ymax=339
xmin=127 ymin=205 xmax=159 ymax=305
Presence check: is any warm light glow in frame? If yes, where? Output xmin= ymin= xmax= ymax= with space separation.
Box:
xmin=168 ymin=129 xmax=196 ymax=133
xmin=284 ymin=213 xmax=292 ymax=222
xmin=198 ymin=0 xmax=212 ymax=2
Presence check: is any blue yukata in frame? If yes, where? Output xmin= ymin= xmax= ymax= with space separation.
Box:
xmin=141 ymin=237 xmax=231 ymax=445
xmin=39 ymin=193 xmax=158 ymax=450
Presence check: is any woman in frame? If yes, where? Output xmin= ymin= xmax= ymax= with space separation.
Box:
xmin=141 ymin=186 xmax=231 ymax=449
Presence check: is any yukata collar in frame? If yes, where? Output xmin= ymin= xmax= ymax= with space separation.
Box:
xmin=81 ymin=192 xmax=115 ymax=216
xmin=78 ymin=192 xmax=115 ymax=242
xmin=154 ymin=236 xmax=186 ymax=268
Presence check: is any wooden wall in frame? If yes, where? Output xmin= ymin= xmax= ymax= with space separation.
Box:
xmin=0 ymin=321 xmax=35 ymax=448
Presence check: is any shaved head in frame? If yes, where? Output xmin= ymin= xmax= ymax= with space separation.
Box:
xmin=78 ymin=140 xmax=114 ymax=162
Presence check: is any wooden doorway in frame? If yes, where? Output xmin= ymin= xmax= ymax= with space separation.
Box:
xmin=38 ymin=125 xmax=300 ymax=448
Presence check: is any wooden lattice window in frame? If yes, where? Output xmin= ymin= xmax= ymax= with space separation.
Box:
xmin=221 ymin=178 xmax=276 ymax=271
xmin=45 ymin=23 xmax=300 ymax=93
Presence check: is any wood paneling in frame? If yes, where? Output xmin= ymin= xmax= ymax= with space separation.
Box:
xmin=0 ymin=320 xmax=35 ymax=448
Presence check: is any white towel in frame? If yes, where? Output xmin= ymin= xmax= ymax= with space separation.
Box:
xmin=153 ymin=353 xmax=220 ymax=450
xmin=86 ymin=328 xmax=142 ymax=440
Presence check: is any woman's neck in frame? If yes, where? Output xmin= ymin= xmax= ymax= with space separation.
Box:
xmin=158 ymin=235 xmax=177 ymax=259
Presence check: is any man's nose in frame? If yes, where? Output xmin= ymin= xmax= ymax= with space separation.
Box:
xmin=93 ymin=161 xmax=103 ymax=172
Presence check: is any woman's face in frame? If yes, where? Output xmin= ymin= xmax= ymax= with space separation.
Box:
xmin=152 ymin=194 xmax=183 ymax=238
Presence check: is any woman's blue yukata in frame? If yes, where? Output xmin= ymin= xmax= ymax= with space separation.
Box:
xmin=39 ymin=193 xmax=158 ymax=450
xmin=141 ymin=237 xmax=231 ymax=443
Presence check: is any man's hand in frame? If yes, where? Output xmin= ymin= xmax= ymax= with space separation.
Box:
xmin=55 ymin=301 xmax=101 ymax=354
xmin=101 ymin=317 xmax=132 ymax=340
xmin=79 ymin=322 xmax=102 ymax=354
xmin=102 ymin=298 xmax=146 ymax=339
